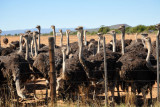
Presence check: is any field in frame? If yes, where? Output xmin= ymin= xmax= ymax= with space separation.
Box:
xmin=0 ymin=33 xmax=160 ymax=107
xmin=1 ymin=33 xmax=158 ymax=47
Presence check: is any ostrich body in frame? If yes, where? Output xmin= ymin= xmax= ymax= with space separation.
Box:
xmin=36 ymin=25 xmax=41 ymax=49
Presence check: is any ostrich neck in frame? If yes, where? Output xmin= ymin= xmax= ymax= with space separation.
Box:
xmin=146 ymin=40 xmax=151 ymax=63
xmin=97 ymin=37 xmax=100 ymax=53
xmin=84 ymin=31 xmax=87 ymax=45
xmin=62 ymin=51 xmax=66 ymax=78
xmin=53 ymin=29 xmax=56 ymax=46
xmin=78 ymin=30 xmax=91 ymax=79
xmin=33 ymin=35 xmax=38 ymax=57
xmin=60 ymin=32 xmax=63 ymax=47
xmin=66 ymin=32 xmax=70 ymax=55
xmin=25 ymin=38 xmax=29 ymax=60
xmin=112 ymin=34 xmax=116 ymax=52
xmin=79 ymin=31 xmax=83 ymax=60
xmin=38 ymin=29 xmax=41 ymax=49
xmin=19 ymin=35 xmax=23 ymax=52
xmin=121 ymin=31 xmax=125 ymax=55
xmin=135 ymin=33 xmax=138 ymax=42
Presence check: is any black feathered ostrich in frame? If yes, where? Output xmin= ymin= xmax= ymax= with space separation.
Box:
xmin=116 ymin=34 xmax=157 ymax=104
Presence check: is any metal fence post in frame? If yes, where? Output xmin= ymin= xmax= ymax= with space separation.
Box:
xmin=48 ymin=37 xmax=56 ymax=106
xmin=103 ymin=36 xmax=108 ymax=106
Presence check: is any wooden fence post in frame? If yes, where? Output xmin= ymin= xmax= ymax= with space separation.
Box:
xmin=48 ymin=37 xmax=56 ymax=106
xmin=103 ymin=36 xmax=108 ymax=106
xmin=156 ymin=31 xmax=160 ymax=101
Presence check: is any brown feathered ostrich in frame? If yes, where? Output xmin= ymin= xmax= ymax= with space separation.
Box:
xmin=36 ymin=25 xmax=41 ymax=49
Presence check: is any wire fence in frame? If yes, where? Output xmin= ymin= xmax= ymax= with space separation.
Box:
xmin=0 ymin=74 xmax=159 ymax=107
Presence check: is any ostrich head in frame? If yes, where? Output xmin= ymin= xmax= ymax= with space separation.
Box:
xmin=25 ymin=30 xmax=31 ymax=34
xmin=155 ymin=24 xmax=160 ymax=36
xmin=36 ymin=25 xmax=41 ymax=31
xmin=3 ymin=35 xmax=9 ymax=45
xmin=51 ymin=25 xmax=55 ymax=30
xmin=118 ymin=25 xmax=125 ymax=33
xmin=66 ymin=30 xmax=71 ymax=34
xmin=84 ymin=30 xmax=88 ymax=33
xmin=75 ymin=26 xmax=83 ymax=42
xmin=59 ymin=29 xmax=62 ymax=33
xmin=141 ymin=33 xmax=148 ymax=38
xmin=0 ymin=29 xmax=2 ymax=34
xmin=33 ymin=31 xmax=39 ymax=36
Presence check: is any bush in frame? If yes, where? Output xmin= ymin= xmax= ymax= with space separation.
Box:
xmin=98 ymin=25 xmax=110 ymax=34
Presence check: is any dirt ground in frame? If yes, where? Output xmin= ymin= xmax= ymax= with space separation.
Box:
xmin=1 ymin=33 xmax=159 ymax=106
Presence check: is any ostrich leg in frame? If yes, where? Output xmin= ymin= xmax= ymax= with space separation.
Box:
xmin=15 ymin=75 xmax=26 ymax=101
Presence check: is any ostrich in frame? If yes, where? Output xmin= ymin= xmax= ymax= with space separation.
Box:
xmin=36 ymin=25 xmax=41 ymax=49
xmin=116 ymin=36 xmax=157 ymax=105
xmin=0 ymin=53 xmax=33 ymax=101
xmin=75 ymin=26 xmax=121 ymax=101
xmin=51 ymin=25 xmax=56 ymax=48
xmin=59 ymin=29 xmax=63 ymax=47
xmin=66 ymin=30 xmax=71 ymax=55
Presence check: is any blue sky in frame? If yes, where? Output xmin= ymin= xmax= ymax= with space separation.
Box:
xmin=0 ymin=0 xmax=160 ymax=31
